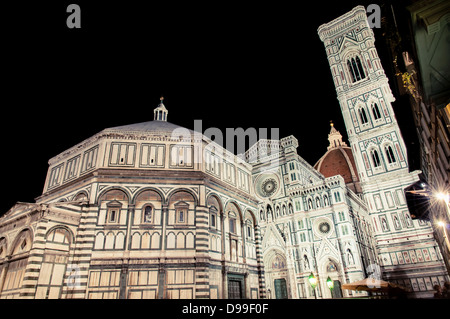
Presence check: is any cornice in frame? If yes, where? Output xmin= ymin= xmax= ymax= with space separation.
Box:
xmin=318 ymin=5 xmax=367 ymax=42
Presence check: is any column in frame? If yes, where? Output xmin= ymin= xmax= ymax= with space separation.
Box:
xmin=64 ymin=203 xmax=97 ymax=299
xmin=20 ymin=212 xmax=48 ymax=298
xmin=195 ymin=205 xmax=211 ymax=298
xmin=241 ymin=220 xmax=246 ymax=263
xmin=254 ymin=225 xmax=266 ymax=299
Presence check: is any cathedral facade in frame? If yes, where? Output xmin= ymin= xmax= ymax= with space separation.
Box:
xmin=0 ymin=6 xmax=448 ymax=299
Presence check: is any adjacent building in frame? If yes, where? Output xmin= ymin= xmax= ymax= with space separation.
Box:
xmin=380 ymin=0 xmax=450 ymax=275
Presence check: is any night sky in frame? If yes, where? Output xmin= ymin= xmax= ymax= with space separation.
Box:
xmin=1 ymin=1 xmax=419 ymax=215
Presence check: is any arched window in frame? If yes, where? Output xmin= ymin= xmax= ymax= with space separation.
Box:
xmin=352 ymin=58 xmax=361 ymax=81
xmin=323 ymin=195 xmax=329 ymax=206
xmin=347 ymin=60 xmax=356 ymax=82
xmin=347 ymin=56 xmax=366 ymax=83
xmin=308 ymin=198 xmax=313 ymax=210
xmin=315 ymin=197 xmax=321 ymax=208
xmin=267 ymin=205 xmax=273 ymax=220
xmin=385 ymin=145 xmax=396 ymax=164
xmin=372 ymin=103 xmax=382 ymax=120
xmin=356 ymin=56 xmax=365 ymax=79
xmin=371 ymin=149 xmax=381 ymax=167
xmin=359 ymin=108 xmax=368 ymax=124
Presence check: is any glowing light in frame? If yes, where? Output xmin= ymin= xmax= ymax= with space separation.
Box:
xmin=308 ymin=272 xmax=318 ymax=289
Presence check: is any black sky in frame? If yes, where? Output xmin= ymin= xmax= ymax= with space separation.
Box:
xmin=1 ymin=1 xmax=419 ymax=214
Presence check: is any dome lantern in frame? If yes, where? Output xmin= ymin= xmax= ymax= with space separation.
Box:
xmin=154 ymin=97 xmax=168 ymax=122
xmin=327 ymin=121 xmax=347 ymax=150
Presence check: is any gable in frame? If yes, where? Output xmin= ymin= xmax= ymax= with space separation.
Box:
xmin=261 ymin=224 xmax=286 ymax=251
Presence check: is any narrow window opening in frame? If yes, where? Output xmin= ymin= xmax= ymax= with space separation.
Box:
xmin=348 ymin=60 xmax=356 ymax=82
xmin=372 ymin=103 xmax=381 ymax=120
xmin=359 ymin=108 xmax=368 ymax=124
xmin=356 ymin=56 xmax=365 ymax=79
xmin=109 ymin=210 xmax=117 ymax=222
xmin=386 ymin=146 xmax=396 ymax=163
xmin=352 ymin=58 xmax=361 ymax=81
xmin=371 ymin=150 xmax=381 ymax=167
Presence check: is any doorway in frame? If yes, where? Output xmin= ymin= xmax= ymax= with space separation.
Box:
xmin=331 ymin=280 xmax=343 ymax=298
xmin=274 ymin=278 xmax=288 ymax=299
xmin=228 ymin=274 xmax=245 ymax=299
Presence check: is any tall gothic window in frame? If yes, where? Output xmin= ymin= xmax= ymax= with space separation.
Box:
xmin=347 ymin=60 xmax=355 ymax=82
xmin=359 ymin=108 xmax=369 ymax=125
xmin=356 ymin=56 xmax=365 ymax=79
xmin=347 ymin=56 xmax=366 ymax=83
xmin=371 ymin=149 xmax=381 ymax=167
xmin=372 ymin=103 xmax=382 ymax=120
xmin=385 ymin=145 xmax=396 ymax=164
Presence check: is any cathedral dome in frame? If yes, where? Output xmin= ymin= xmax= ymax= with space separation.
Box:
xmin=314 ymin=123 xmax=361 ymax=194
xmin=105 ymin=119 xmax=193 ymax=135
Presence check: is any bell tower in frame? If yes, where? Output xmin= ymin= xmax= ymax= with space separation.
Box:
xmin=318 ymin=6 xmax=448 ymax=296
xmin=318 ymin=6 xmax=410 ymax=183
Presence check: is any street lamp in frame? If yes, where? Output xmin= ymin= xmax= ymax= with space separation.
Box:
xmin=308 ymin=272 xmax=318 ymax=299
xmin=326 ymin=276 xmax=334 ymax=298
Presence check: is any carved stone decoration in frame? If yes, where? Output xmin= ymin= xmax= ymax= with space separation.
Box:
xmin=255 ymin=173 xmax=280 ymax=199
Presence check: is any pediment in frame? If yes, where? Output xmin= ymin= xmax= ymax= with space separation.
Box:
xmin=106 ymin=200 xmax=122 ymax=207
xmin=261 ymin=224 xmax=285 ymax=251
xmin=338 ymin=36 xmax=359 ymax=52
xmin=316 ymin=237 xmax=340 ymax=261
xmin=1 ymin=202 xmax=39 ymax=221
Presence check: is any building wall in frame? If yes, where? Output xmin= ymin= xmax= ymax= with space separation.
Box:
xmin=382 ymin=0 xmax=450 ymax=276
